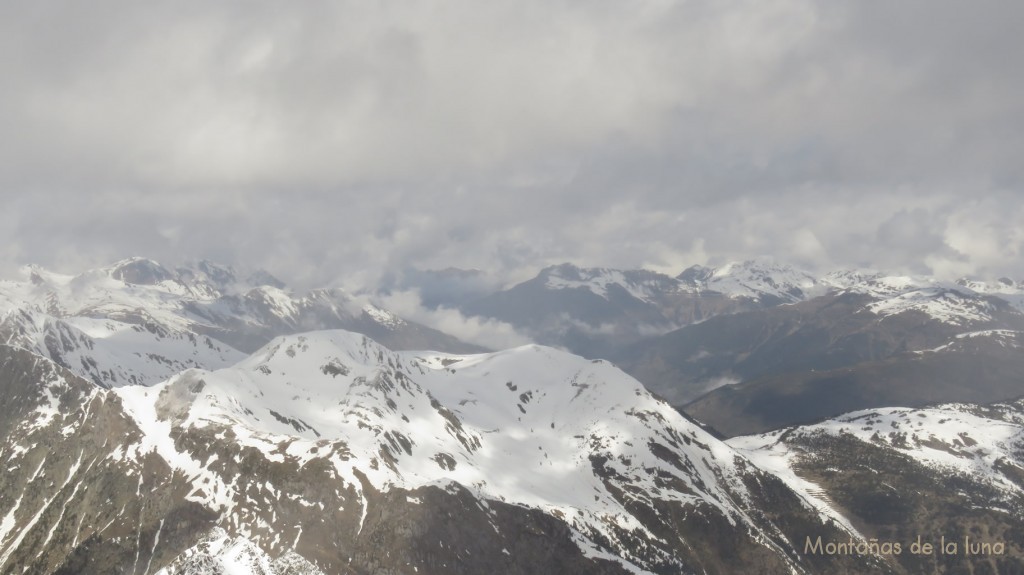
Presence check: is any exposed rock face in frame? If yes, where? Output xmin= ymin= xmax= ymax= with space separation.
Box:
xmin=0 ymin=345 xmax=219 ymax=575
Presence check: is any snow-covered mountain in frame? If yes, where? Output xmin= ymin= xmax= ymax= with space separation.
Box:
xmin=2 ymin=257 xmax=1023 ymax=573
xmin=0 ymin=306 xmax=244 ymax=387
xmin=732 ymin=400 xmax=1024 ymax=502
xmin=4 ymin=324 xmax=1021 ymax=573
xmin=730 ymin=399 xmax=1024 ymax=573
xmin=820 ymin=270 xmax=1024 ymax=326
xmin=956 ymin=276 xmax=1024 ymax=312
xmin=0 ymin=258 xmax=483 ymax=388
xmin=676 ymin=258 xmax=823 ymax=304
xmin=112 ymin=329 xmax=857 ymax=573
xmin=0 ymin=330 xmax=880 ymax=574
xmin=525 ymin=259 xmax=822 ymax=306
xmin=538 ymin=264 xmax=683 ymax=302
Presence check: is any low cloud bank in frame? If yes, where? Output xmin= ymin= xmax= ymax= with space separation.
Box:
xmin=372 ymin=289 xmax=534 ymax=351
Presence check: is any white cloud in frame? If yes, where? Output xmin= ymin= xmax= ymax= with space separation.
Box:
xmin=700 ymin=375 xmax=741 ymax=394
xmin=373 ymin=289 xmax=534 ymax=351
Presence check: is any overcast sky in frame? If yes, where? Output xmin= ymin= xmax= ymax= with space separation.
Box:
xmin=2 ymin=0 xmax=1023 ymax=290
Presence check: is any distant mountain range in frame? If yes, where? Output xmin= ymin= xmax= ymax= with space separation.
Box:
xmin=0 ymin=257 xmax=483 ymax=388
xmin=448 ymin=259 xmax=1024 ymax=358
xmin=442 ymin=259 xmax=1024 ymax=436
xmin=452 ymin=259 xmax=821 ymax=359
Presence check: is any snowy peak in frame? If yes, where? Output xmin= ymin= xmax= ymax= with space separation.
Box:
xmin=97 ymin=258 xmax=285 ymax=299
xmin=466 ymin=259 xmax=1024 ymax=361
xmin=708 ymin=259 xmax=820 ymax=302
xmin=240 ymin=285 xmax=303 ymax=322
xmin=832 ymin=273 xmax=946 ymax=297
xmin=155 ymin=528 xmax=325 ymax=575
xmin=3 ymin=334 xmax=1010 ymax=574
xmin=827 ymin=402 xmax=1024 ymax=496
xmin=675 ymin=264 xmax=714 ymax=286
xmin=957 ymin=276 xmax=1024 ymax=313
xmin=726 ymin=397 xmax=1024 ymax=575
xmin=538 ymin=260 xmax=821 ymax=304
xmin=531 ymin=259 xmax=1024 ymax=315
xmin=863 ymin=287 xmax=1007 ymax=326
xmin=0 ymin=305 xmax=244 ymax=387
xmin=957 ymin=276 xmax=1024 ymax=293
xmin=677 ymin=258 xmax=821 ymax=303
xmin=174 ymin=260 xmax=240 ymax=296
xmin=820 ymin=268 xmax=886 ymax=290
xmin=731 ymin=398 xmax=1024 ymax=505
xmin=111 ymin=329 xmax=824 ymax=574
xmin=539 ymin=263 xmax=678 ymax=302
xmin=820 ymin=272 xmax=1024 ymax=326
xmin=108 ymin=257 xmax=175 ymax=286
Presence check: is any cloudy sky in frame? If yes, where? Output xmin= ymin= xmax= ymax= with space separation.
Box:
xmin=2 ymin=0 xmax=1022 ymax=290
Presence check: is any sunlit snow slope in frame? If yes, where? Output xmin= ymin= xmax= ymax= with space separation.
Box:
xmin=108 ymin=330 xmax=849 ymax=574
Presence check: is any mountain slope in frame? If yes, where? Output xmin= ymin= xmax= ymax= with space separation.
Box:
xmin=110 ymin=330 xmax=828 ymax=574
xmin=685 ymin=330 xmax=1024 ymax=436
xmin=609 ymin=283 xmax=1024 ymax=434
xmin=0 ymin=332 xmax=887 ymax=574
xmin=0 ymin=344 xmax=218 ymax=575
xmin=730 ymin=399 xmax=1024 ymax=574
xmin=154 ymin=528 xmax=324 ymax=575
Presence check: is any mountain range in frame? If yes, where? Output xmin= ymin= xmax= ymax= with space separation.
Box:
xmin=1 ymin=257 xmax=1022 ymax=573
xmin=453 ymin=259 xmax=822 ymax=359
xmin=0 ymin=258 xmax=483 ymax=389
xmin=444 ymin=259 xmax=1024 ymax=436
